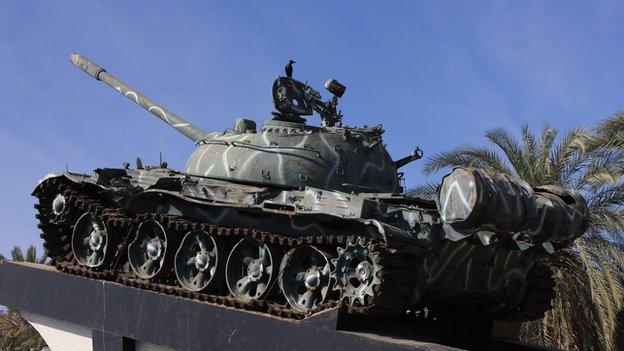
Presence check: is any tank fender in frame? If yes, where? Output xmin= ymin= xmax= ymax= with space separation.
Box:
xmin=31 ymin=172 xmax=103 ymax=196
xmin=362 ymin=219 xmax=429 ymax=248
xmin=123 ymin=189 xmax=222 ymax=213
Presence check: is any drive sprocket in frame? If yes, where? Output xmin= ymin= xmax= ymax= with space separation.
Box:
xmin=331 ymin=238 xmax=383 ymax=307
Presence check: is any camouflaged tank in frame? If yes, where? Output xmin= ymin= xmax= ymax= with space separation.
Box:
xmin=32 ymin=54 xmax=589 ymax=320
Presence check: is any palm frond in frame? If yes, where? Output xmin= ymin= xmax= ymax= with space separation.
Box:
xmin=522 ymin=124 xmax=539 ymax=163
xmin=407 ymin=182 xmax=439 ymax=201
xmin=587 ymin=205 xmax=624 ymax=241
xmin=574 ymin=149 xmax=624 ymax=190
xmin=552 ymin=128 xmax=593 ymax=186
xmin=485 ymin=127 xmax=527 ymax=178
xmin=596 ymin=110 xmax=624 ymax=147
xmin=422 ymin=145 xmax=514 ymax=175
xmin=536 ymin=124 xmax=558 ymax=183
xmin=520 ymin=124 xmax=540 ymax=184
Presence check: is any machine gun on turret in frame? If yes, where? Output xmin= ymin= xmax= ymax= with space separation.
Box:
xmin=272 ymin=73 xmax=346 ymax=127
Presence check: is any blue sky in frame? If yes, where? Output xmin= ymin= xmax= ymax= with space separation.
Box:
xmin=0 ymin=1 xmax=623 ymax=257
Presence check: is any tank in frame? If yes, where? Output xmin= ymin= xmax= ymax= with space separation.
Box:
xmin=32 ymin=54 xmax=589 ymax=321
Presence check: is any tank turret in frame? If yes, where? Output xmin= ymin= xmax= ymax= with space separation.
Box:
xmin=71 ymin=53 xmax=405 ymax=193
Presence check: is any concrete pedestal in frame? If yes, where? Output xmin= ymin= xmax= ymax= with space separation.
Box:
xmin=0 ymin=261 xmax=550 ymax=351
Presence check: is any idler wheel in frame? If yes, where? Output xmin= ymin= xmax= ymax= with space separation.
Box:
xmin=51 ymin=194 xmax=67 ymax=216
xmin=175 ymin=230 xmax=222 ymax=292
xmin=71 ymin=212 xmax=109 ymax=268
xmin=128 ymin=220 xmax=169 ymax=279
xmin=278 ymin=245 xmax=332 ymax=312
xmin=42 ymin=193 xmax=69 ymax=223
xmin=226 ymin=237 xmax=276 ymax=302
xmin=331 ymin=239 xmax=382 ymax=307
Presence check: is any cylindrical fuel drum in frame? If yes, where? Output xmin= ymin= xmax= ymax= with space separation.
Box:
xmin=437 ymin=167 xmax=589 ymax=245
xmin=437 ymin=167 xmax=536 ymax=232
xmin=525 ymin=185 xmax=590 ymax=244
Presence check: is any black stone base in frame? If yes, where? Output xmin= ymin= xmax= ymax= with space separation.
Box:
xmin=0 ymin=261 xmax=553 ymax=351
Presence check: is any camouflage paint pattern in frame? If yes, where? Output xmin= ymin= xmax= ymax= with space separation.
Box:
xmin=32 ymin=54 xmax=592 ymax=318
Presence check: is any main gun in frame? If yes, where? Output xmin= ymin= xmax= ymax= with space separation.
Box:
xmin=70 ymin=53 xmax=208 ymax=143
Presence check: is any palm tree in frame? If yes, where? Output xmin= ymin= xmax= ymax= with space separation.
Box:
xmin=412 ymin=116 xmax=624 ymax=351
xmin=594 ymin=110 xmax=624 ymax=148
xmin=0 ymin=245 xmax=48 ymax=351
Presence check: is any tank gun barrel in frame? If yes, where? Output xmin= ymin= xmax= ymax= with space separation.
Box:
xmin=69 ymin=53 xmax=207 ymax=142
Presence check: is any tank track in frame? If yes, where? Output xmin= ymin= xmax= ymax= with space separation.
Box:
xmin=34 ymin=178 xmax=420 ymax=320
